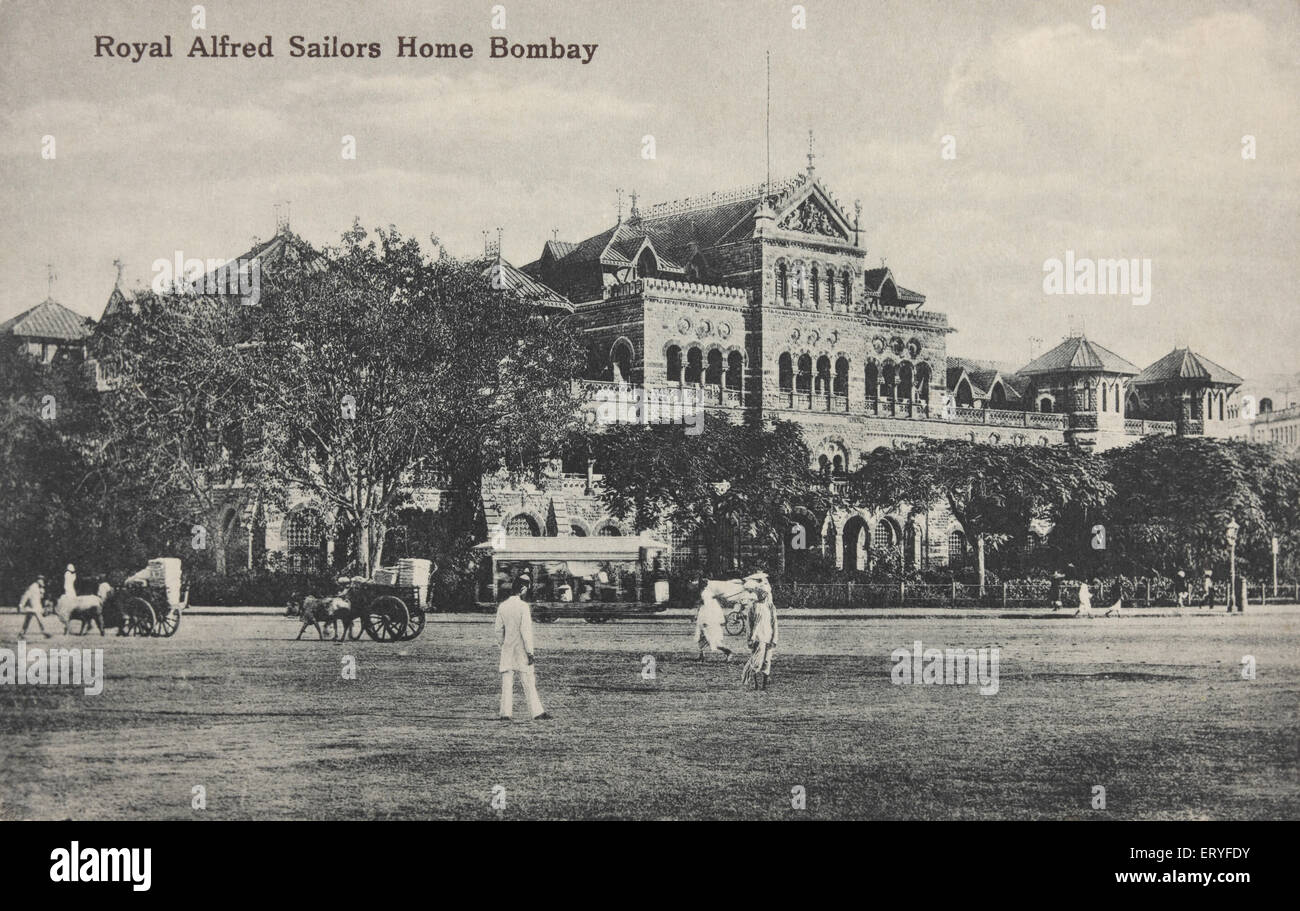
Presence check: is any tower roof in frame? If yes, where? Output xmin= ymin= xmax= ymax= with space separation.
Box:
xmin=0 ymin=297 xmax=92 ymax=342
xmin=1017 ymin=335 xmax=1138 ymax=376
xmin=1132 ymin=347 xmax=1243 ymax=387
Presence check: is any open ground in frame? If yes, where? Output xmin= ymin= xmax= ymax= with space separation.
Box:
xmin=1 ymin=608 xmax=1296 ymax=820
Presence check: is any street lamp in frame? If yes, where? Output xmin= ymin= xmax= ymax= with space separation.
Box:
xmin=1226 ymin=518 xmax=1240 ymax=612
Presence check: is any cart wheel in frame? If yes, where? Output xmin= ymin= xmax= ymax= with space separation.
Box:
xmin=724 ymin=610 xmax=746 ymax=636
xmin=154 ymin=607 xmax=181 ymax=638
xmin=362 ymin=596 xmax=408 ymax=642
xmin=401 ymin=606 xmax=426 ymax=641
xmin=125 ymin=598 xmax=156 ymax=637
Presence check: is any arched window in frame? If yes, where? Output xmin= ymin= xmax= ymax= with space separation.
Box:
xmin=916 ymin=363 xmax=931 ymax=402
xmin=666 ymin=345 xmax=682 ymax=383
xmin=948 ymin=530 xmax=966 ymax=565
xmin=778 ymin=353 xmax=793 ymax=392
xmin=506 ymin=514 xmax=540 ymax=537
xmin=776 ymin=261 xmax=788 ymax=303
xmin=898 ymin=362 xmax=914 ymax=403
xmin=597 ymin=524 xmax=622 ymax=537
xmin=882 ymin=362 xmax=897 ymax=399
xmin=1038 ymin=396 xmax=1053 ymax=413
xmin=795 ymin=263 xmax=806 ymax=306
xmin=834 ymin=356 xmax=850 ymax=398
xmin=685 ymin=347 xmax=703 ymax=384
xmin=287 ymin=509 xmax=325 ymax=573
xmin=955 ymin=378 xmax=974 ymax=407
xmin=1218 ymin=393 xmax=1224 ymax=421
xmin=1260 ymin=398 xmax=1273 ymax=413
xmin=990 ymin=381 xmax=1006 ymax=409
xmin=1101 ymin=383 xmax=1108 ymax=412
xmin=842 ymin=271 xmax=852 ymax=308
xmin=705 ymin=349 xmax=724 ymax=386
xmin=832 ymin=454 xmax=845 ymax=476
xmin=865 ymin=363 xmax=879 ymax=400
xmin=810 ymin=265 xmax=820 ymax=307
xmin=635 ymin=248 xmax=657 ymax=279
xmin=611 ymin=340 xmax=633 ymax=384
xmin=726 ymin=351 xmax=744 ymax=391
xmin=570 ymin=524 xmax=588 ymax=537
xmin=815 ymin=356 xmax=832 ymax=395
xmin=796 ymin=354 xmax=813 ymax=394
xmin=873 ymin=521 xmax=897 ymax=552
xmin=826 ymin=268 xmax=837 ymax=308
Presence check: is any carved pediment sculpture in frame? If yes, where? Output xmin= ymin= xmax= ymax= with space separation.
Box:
xmin=779 ymin=196 xmax=849 ymax=240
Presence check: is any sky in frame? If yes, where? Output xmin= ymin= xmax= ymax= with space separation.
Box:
xmin=1 ymin=0 xmax=1297 ymax=379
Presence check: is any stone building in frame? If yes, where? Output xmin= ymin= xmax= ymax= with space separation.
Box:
xmin=67 ymin=161 xmax=1249 ymax=576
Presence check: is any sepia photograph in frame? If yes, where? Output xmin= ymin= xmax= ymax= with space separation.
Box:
xmin=0 ymin=0 xmax=1295 ymax=884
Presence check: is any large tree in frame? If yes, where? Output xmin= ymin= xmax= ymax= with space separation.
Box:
xmin=585 ymin=414 xmax=824 ymax=573
xmin=849 ymin=439 xmax=1113 ymax=587
xmin=1101 ymin=435 xmax=1300 ymax=579
xmin=236 ymin=224 xmax=584 ymax=574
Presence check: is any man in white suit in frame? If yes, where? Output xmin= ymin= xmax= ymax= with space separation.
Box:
xmin=495 ymin=575 xmax=552 ymax=721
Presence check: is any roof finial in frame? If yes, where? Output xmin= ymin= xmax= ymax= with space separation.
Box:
xmin=629 ymin=190 xmax=640 ymax=221
xmin=552 ymin=228 xmax=559 ymax=241
xmin=112 ymin=258 xmax=124 ymax=288
xmin=806 ymin=129 xmax=816 ymax=177
xmin=46 ymin=263 xmax=56 ymax=297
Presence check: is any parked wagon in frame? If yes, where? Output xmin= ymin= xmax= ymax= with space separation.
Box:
xmin=472 ymin=535 xmax=670 ymax=621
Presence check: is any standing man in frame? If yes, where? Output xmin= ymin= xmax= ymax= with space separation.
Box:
xmin=743 ymin=572 xmax=778 ymax=690
xmin=1202 ymin=569 xmax=1215 ymax=609
xmin=1174 ymin=570 xmax=1189 ymax=607
xmin=18 ymin=574 xmax=52 ymax=640
xmin=64 ymin=563 xmax=77 ymax=599
xmin=494 ymin=575 xmax=552 ymax=722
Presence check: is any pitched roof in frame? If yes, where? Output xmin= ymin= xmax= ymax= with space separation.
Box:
xmin=1018 ymin=336 xmax=1138 ymax=376
xmin=0 ymin=298 xmax=92 ymax=341
xmin=946 ymin=356 xmax=1027 ymax=401
xmin=482 ymin=257 xmax=573 ymax=312
xmin=1132 ymin=348 xmax=1243 ymax=386
xmin=525 ymin=175 xmax=851 ymax=301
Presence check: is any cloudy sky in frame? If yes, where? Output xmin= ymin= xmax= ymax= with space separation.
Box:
xmin=2 ymin=0 xmax=1296 ymax=378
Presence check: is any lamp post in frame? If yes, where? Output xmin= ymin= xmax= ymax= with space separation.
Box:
xmin=1226 ymin=518 xmax=1240 ymax=612
xmin=1272 ymin=535 xmax=1279 ymax=600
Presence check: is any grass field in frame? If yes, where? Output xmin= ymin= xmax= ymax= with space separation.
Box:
xmin=1 ymin=608 xmax=1297 ymax=820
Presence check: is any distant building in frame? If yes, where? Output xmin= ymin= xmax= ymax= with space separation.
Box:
xmin=0 ymin=297 xmax=91 ymax=363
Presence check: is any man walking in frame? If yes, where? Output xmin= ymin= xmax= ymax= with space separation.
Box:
xmin=18 ymin=574 xmax=52 ymax=640
xmin=494 ymin=575 xmax=551 ymax=722
xmin=1202 ymin=569 xmax=1215 ymax=609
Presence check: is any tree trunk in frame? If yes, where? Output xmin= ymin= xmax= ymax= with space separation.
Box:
xmin=977 ymin=534 xmax=987 ymax=595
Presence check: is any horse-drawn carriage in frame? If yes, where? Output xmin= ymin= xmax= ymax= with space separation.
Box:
xmin=53 ymin=557 xmax=188 ymax=637
xmin=472 ymin=535 xmax=670 ymax=621
xmin=292 ymin=578 xmax=427 ymax=642
xmin=104 ymin=580 xmax=188 ymax=637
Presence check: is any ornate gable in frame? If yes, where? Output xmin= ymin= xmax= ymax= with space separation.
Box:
xmin=776 ymin=187 xmax=851 ymax=241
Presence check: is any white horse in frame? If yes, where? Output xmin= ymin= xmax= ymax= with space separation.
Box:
xmin=50 ymin=582 xmax=114 ymax=635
